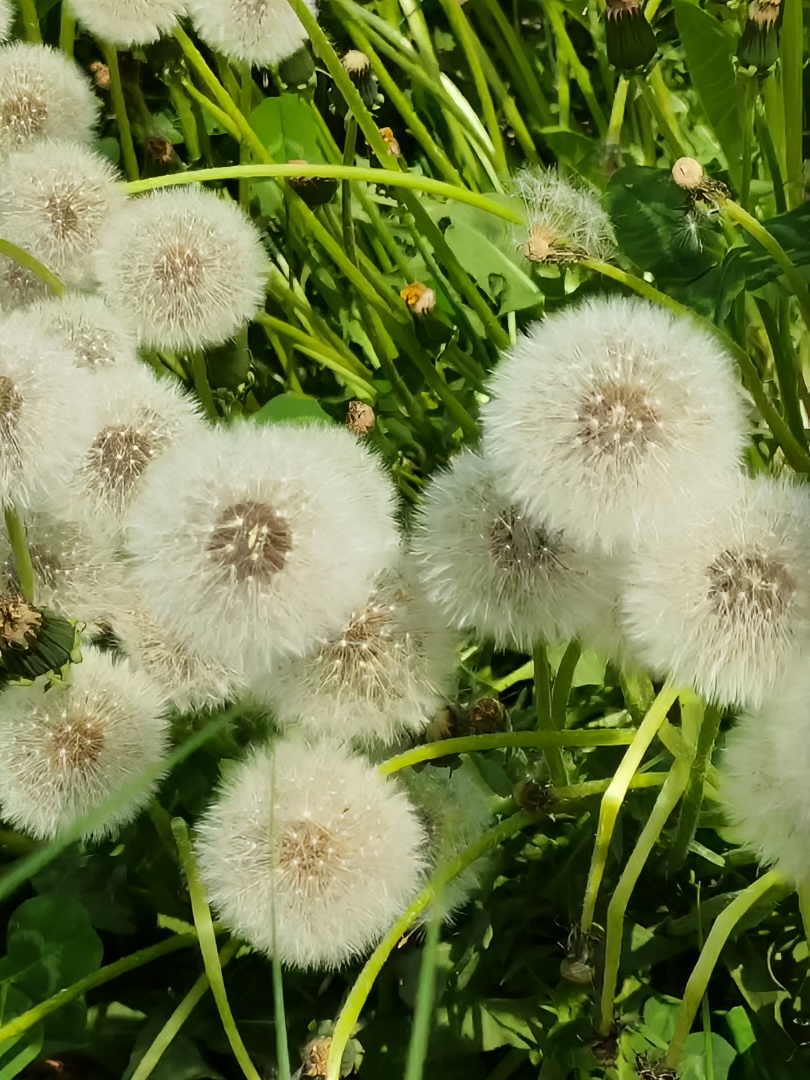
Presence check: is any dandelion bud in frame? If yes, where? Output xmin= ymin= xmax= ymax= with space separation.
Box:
xmin=96 ymin=187 xmax=270 ymax=352
xmin=464 ymin=696 xmax=507 ymax=734
xmin=0 ymin=141 xmax=124 ymax=288
xmin=513 ymin=168 xmax=616 ymax=266
xmin=737 ymin=0 xmax=782 ymax=69
xmin=145 ymin=135 xmax=178 ymax=165
xmin=342 ymin=50 xmax=377 ymax=107
xmin=400 ymin=281 xmax=436 ymax=315
xmin=70 ymin=0 xmax=185 ymax=47
xmin=188 ymin=0 xmax=316 ymax=67
xmin=254 ymin=562 xmax=459 ymax=746
xmin=0 ymin=648 xmax=169 ymax=840
xmin=346 ymin=400 xmax=375 ymax=435
xmin=33 ymin=295 xmax=139 ymax=373
xmin=195 ymin=736 xmax=426 ymax=969
xmin=379 ymin=126 xmax=401 ymax=156
xmin=413 ymin=450 xmax=620 ymax=651
xmin=482 ymin=297 xmax=747 ymax=554
xmin=287 ymin=161 xmax=338 ymax=208
xmin=0 ymin=598 xmax=77 ymax=681
xmin=125 ymin=423 xmax=398 ymax=680
xmin=604 ymin=0 xmax=657 ymax=73
xmin=0 ymin=44 xmax=99 ymax=154
xmin=89 ymin=61 xmax=111 ymax=91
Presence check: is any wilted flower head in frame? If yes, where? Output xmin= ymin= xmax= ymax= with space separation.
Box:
xmin=413 ymin=450 xmax=620 ymax=652
xmin=623 ymin=475 xmax=810 ymax=708
xmin=188 ymin=0 xmax=316 ymax=67
xmin=33 ymin=294 xmax=139 ymax=372
xmin=195 ymin=736 xmax=426 ymax=969
xmin=255 ymin=560 xmax=459 ymax=746
xmin=0 ymin=141 xmax=124 ymax=287
xmin=483 ymin=297 xmax=747 ymax=554
xmin=0 ymin=648 xmax=170 ymax=840
xmin=604 ymin=0 xmax=657 ymax=73
xmin=96 ymin=187 xmax=270 ymax=352
xmin=70 ymin=0 xmax=185 ymax=46
xmin=0 ymin=43 xmax=99 ymax=154
xmin=0 ymin=311 xmax=99 ymax=509
xmin=513 ymin=169 xmax=616 ymax=265
xmin=64 ymin=366 xmax=203 ymax=533
xmin=124 ymin=423 xmax=398 ymax=680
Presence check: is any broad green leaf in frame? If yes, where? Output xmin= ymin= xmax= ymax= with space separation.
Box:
xmin=673 ymin=1 xmax=743 ymax=188
xmin=680 ymin=1032 xmax=737 ymax=1080
xmin=253 ymin=392 xmax=334 ymax=426
xmin=248 ymin=94 xmax=323 ymax=164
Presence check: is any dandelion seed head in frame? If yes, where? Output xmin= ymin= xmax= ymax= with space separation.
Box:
xmin=33 ymin=294 xmax=139 ymax=372
xmin=207 ymin=500 xmax=293 ymax=584
xmin=188 ymin=0 xmax=316 ymax=67
xmin=0 ymin=1 xmax=12 ymax=44
xmin=512 ymin=168 xmax=616 ymax=265
xmin=70 ymin=0 xmax=185 ymax=46
xmin=0 ymin=257 xmax=51 ymax=312
xmin=195 ymin=736 xmax=426 ymax=969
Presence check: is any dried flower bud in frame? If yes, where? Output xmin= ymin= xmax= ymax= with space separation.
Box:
xmin=513 ymin=777 xmax=553 ymax=813
xmin=0 ymin=595 xmax=41 ymax=648
xmin=287 ymin=159 xmax=338 ymax=208
xmin=379 ymin=126 xmax=401 ymax=156
xmin=301 ymin=1037 xmax=332 ymax=1078
xmin=346 ymin=399 xmax=375 ymax=435
xmin=672 ymin=156 xmax=704 ymax=190
xmin=0 ymin=601 xmax=77 ymax=681
xmin=465 ymin=696 xmax=507 ymax=734
xmin=89 ymin=61 xmax=111 ymax=90
xmin=342 ymin=49 xmax=377 ymax=107
xmin=605 ymin=0 xmax=656 ymax=72
xmin=401 ymin=281 xmax=436 ymax=315
xmin=145 ymin=135 xmax=177 ymax=164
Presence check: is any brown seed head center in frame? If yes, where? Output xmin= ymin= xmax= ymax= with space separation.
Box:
xmin=89 ymin=425 xmax=155 ymax=498
xmin=576 ymin=378 xmax=661 ymax=458
xmin=60 ymin=322 xmax=117 ymax=368
xmin=46 ymin=715 xmax=106 ymax=774
xmin=155 ymin=241 xmax=206 ymax=294
xmin=490 ymin=508 xmax=561 ymax=572
xmin=276 ymin=819 xmax=346 ymax=898
xmin=43 ymin=189 xmax=81 ymax=241
xmin=707 ymin=548 xmax=795 ymax=622
xmin=1 ymin=91 xmax=47 ymax=140
xmin=316 ymin=601 xmax=396 ymax=699
xmin=0 ymin=375 xmax=22 ymax=440
xmin=208 ymin=500 xmax=292 ymax=583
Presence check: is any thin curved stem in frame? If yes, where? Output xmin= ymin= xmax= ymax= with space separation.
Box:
xmin=102 ymin=43 xmax=139 ymax=183
xmin=403 ymin=910 xmax=442 ymax=1080
xmin=668 ymin=704 xmax=723 ymax=874
xmin=256 ymin=314 xmax=375 ymax=397
xmin=580 ymin=680 xmax=679 ymax=935
xmin=4 ymin=508 xmax=37 ymax=605
xmin=189 ymin=352 xmax=218 ymax=420
xmin=0 ymin=238 xmax=64 ymax=296
xmin=551 ymin=640 xmax=581 ymax=731
xmin=533 ymin=642 xmax=567 ymax=786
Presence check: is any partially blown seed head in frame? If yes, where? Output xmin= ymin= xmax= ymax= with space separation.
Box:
xmin=513 ymin=168 xmax=616 ymax=265
xmin=69 ymin=0 xmax=185 ymax=46
xmin=195 ymin=736 xmax=426 ymax=969
xmin=188 ymin=0 xmax=317 ymax=67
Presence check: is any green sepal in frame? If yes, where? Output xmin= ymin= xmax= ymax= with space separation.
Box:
xmin=736 ymin=18 xmax=781 ymax=70
xmin=606 ymin=10 xmax=658 ymax=72
xmin=287 ymin=173 xmax=339 ymax=208
xmin=0 ymin=610 xmax=79 ymax=683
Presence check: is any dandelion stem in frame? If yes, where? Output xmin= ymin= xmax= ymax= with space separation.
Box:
xmin=0 ymin=238 xmax=64 ymax=296
xmin=173 ymin=818 xmax=261 ymax=1080
xmin=580 ymin=680 xmax=679 ymax=935
xmin=403 ymin=907 xmax=442 ymax=1080
xmin=17 ymin=0 xmax=41 ymax=43
xmin=129 ymin=940 xmax=240 ymax=1080
xmin=4 ymin=508 xmax=36 ymax=605
xmin=256 ymin=313 xmax=374 ymax=397
xmin=551 ymin=639 xmax=581 ymax=731
xmin=272 ymin=950 xmax=291 ymax=1080
xmin=606 ymin=76 xmax=630 ymax=149
xmin=59 ymin=2 xmax=77 ymax=57
xmin=533 ymin=641 xmax=567 ymax=786
xmin=326 ymin=810 xmax=541 ymax=1080
xmin=102 ymin=44 xmax=140 ymax=183
xmin=341 ymin=117 xmax=359 ymax=266
xmin=781 ymin=0 xmax=803 ymax=209
xmin=664 ymin=870 xmax=788 ymax=1068
xmin=668 ymin=704 xmax=724 ymax=875
xmin=189 ymin=351 xmax=218 ymax=420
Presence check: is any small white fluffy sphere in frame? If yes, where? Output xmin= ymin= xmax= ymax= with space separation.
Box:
xmin=0 ymin=44 xmax=99 ymax=154
xmin=721 ymin=666 xmax=810 ymax=888
xmin=412 ymin=450 xmax=621 ymax=652
xmin=0 ymin=648 xmax=170 ymax=841
xmin=125 ymin=423 xmax=398 ymax=680
xmin=64 ymin=366 xmax=203 ymax=533
xmin=255 ymin=560 xmax=458 ymax=746
xmin=0 ymin=142 xmax=124 ymax=287
xmin=623 ymin=475 xmax=810 ymax=708
xmin=0 ymin=311 xmax=100 ymax=509
xmin=32 ymin=294 xmax=140 ymax=373
xmin=70 ymin=0 xmax=185 ymax=46
xmin=96 ymin=187 xmax=270 ymax=352
xmin=188 ymin=0 xmax=316 ymax=67
xmin=195 ymin=736 xmax=426 ymax=969
xmin=482 ymin=297 xmax=747 ymax=554
xmin=514 ymin=168 xmax=616 ymax=265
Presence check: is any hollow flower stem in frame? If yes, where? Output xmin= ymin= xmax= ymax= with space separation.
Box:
xmin=533 ymin=641 xmax=567 ymax=786
xmin=4 ymin=508 xmax=36 ymax=604
xmin=0 ymin=238 xmax=64 ymax=296
xmin=102 ymin=43 xmax=139 ymax=183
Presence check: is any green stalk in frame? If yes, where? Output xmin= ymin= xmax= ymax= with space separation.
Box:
xmin=4 ymin=508 xmax=36 ymax=604
xmin=606 ymin=76 xmax=630 ymax=149
xmin=272 ymin=951 xmax=291 ymax=1080
xmin=403 ymin=910 xmax=442 ymax=1080
xmin=17 ymin=0 xmax=41 ymax=42
xmin=341 ymin=116 xmax=359 ymax=265
xmin=550 ymin=640 xmax=582 ymax=731
xmin=239 ymin=65 xmax=253 ymax=211
xmin=580 ymin=680 xmax=678 ymax=935
xmin=102 ymin=43 xmax=139 ymax=183
xmin=637 ymin=73 xmax=687 ymax=159
xmin=256 ymin=314 xmax=375 ymax=397
xmin=325 ymin=810 xmax=541 ymax=1080
xmin=664 ymin=870 xmax=788 ymax=1068
xmin=781 ymin=0 xmax=803 ymax=208
xmin=555 ymin=773 xmax=669 ymax=801
xmin=668 ymin=704 xmax=723 ymax=875
xmin=470 ymin=0 xmax=553 ymax=126
xmin=173 ymin=819 xmax=261 ymax=1080
xmin=180 ymin=77 xmax=242 ymax=140
xmin=0 ymin=933 xmax=199 ymax=1044
xmin=0 ymin=239 xmax=64 ymax=296
xmin=547 ymin=5 xmax=608 ymax=137
xmin=129 ymin=941 xmax=240 ymax=1080
xmin=756 ymin=109 xmax=787 ymax=214
xmin=379 ymin=729 xmax=637 ymax=776
xmin=533 ymin=641 xmax=567 ymax=786
xmin=472 ymin=37 xmax=539 ymax=163
xmin=59 ymin=2 xmax=77 ymax=56
xmin=754 ymin=296 xmax=806 ymax=447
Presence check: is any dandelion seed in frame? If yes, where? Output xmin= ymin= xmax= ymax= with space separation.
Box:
xmin=195 ymin=736 xmax=426 ymax=969
xmin=512 ymin=168 xmax=616 ymax=265
xmin=96 ymin=187 xmax=270 ymax=352
xmin=482 ymin=297 xmax=747 ymax=554
xmin=0 ymin=141 xmax=124 ymax=287
xmin=33 ymin=294 xmax=139 ymax=372
xmin=412 ymin=450 xmax=621 ymax=651
xmin=255 ymin=561 xmax=458 ymax=746
xmin=188 ymin=0 xmax=316 ymax=67
xmin=623 ymin=475 xmax=810 ymax=708
xmin=0 ymin=648 xmax=169 ymax=841
xmin=124 ymin=423 xmax=398 ymax=680
xmin=70 ymin=0 xmax=185 ymax=46
xmin=0 ymin=43 xmax=99 ymax=154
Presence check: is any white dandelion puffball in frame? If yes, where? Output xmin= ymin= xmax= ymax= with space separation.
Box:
xmin=0 ymin=0 xmax=12 ymax=44
xmin=255 ymin=560 xmax=459 ymax=746
xmin=195 ymin=736 xmax=426 ymax=969
xmin=0 ymin=141 xmax=124 ymax=287
xmin=0 ymin=44 xmax=99 ymax=154
xmin=96 ymin=187 xmax=270 ymax=352
xmin=188 ymin=0 xmax=316 ymax=68
xmin=623 ymin=475 xmax=810 ymax=708
xmin=514 ymin=168 xmax=616 ymax=265
xmin=70 ymin=0 xmax=185 ymax=46
xmin=0 ymin=254 xmax=52 ymax=312
xmin=66 ymin=366 xmax=203 ymax=532
xmin=721 ymin=669 xmax=810 ymax=888
xmin=0 ymin=311 xmax=100 ymax=509
xmin=32 ymin=294 xmax=140 ymax=373
xmin=403 ymin=763 xmax=494 ymax=916
xmin=482 ymin=297 xmax=747 ymax=554
xmin=125 ymin=423 xmax=399 ymax=680
xmin=412 ymin=450 xmax=621 ymax=652
xmin=0 ymin=648 xmax=170 ymax=841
